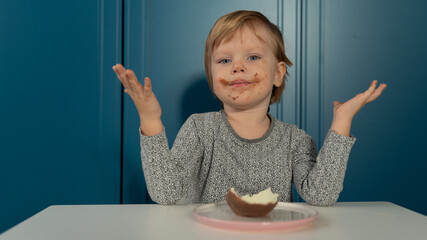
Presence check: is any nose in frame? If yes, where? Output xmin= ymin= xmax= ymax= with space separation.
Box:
xmin=233 ymin=67 xmax=245 ymax=73
xmin=232 ymin=65 xmax=246 ymax=74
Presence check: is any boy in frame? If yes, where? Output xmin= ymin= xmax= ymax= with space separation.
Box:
xmin=112 ymin=10 xmax=386 ymax=205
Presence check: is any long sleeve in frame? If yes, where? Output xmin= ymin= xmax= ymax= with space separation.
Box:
xmin=139 ymin=111 xmax=356 ymax=205
xmin=140 ymin=115 xmax=204 ymax=205
xmin=291 ymin=127 xmax=356 ymax=206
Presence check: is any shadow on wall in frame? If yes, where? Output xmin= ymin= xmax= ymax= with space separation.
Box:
xmin=180 ymin=75 xmax=222 ymax=124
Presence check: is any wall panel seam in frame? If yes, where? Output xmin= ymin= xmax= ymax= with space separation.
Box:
xmin=120 ymin=0 xmax=125 ymax=204
xmin=301 ymin=0 xmax=306 ymax=131
xmin=277 ymin=0 xmax=284 ymax=121
xmin=318 ymin=0 xmax=324 ymax=144
xmin=293 ymin=0 xmax=302 ymax=130
xmin=98 ymin=0 xmax=105 ymax=146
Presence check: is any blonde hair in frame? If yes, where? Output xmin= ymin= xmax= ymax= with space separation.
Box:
xmin=204 ymin=10 xmax=293 ymax=104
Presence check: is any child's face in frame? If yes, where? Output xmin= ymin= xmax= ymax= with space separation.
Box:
xmin=211 ymin=26 xmax=285 ymax=111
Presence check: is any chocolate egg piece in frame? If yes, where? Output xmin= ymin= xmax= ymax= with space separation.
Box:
xmin=226 ymin=187 xmax=279 ymax=217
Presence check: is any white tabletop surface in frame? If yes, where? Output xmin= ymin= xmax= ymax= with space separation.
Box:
xmin=1 ymin=202 xmax=426 ymax=240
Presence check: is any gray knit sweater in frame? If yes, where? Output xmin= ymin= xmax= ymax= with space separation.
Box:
xmin=140 ymin=110 xmax=356 ymax=206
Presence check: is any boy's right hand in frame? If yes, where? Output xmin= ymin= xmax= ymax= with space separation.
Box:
xmin=113 ymin=64 xmax=163 ymax=136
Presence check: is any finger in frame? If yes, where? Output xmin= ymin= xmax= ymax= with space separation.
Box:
xmin=112 ymin=63 xmax=124 ymax=71
xmin=366 ymin=83 xmax=387 ymax=103
xmin=112 ymin=64 xmax=126 ymax=76
xmin=113 ymin=64 xmax=131 ymax=87
xmin=365 ymin=80 xmax=377 ymax=95
xmin=358 ymin=80 xmax=378 ymax=103
xmin=144 ymin=77 xmax=153 ymax=96
xmin=144 ymin=77 xmax=152 ymax=90
xmin=126 ymin=69 xmax=141 ymax=88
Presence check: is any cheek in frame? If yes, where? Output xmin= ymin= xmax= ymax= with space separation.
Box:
xmin=212 ymin=78 xmax=227 ymax=97
xmin=211 ymin=64 xmax=226 ymax=77
xmin=213 ymin=77 xmax=228 ymax=89
xmin=212 ymin=82 xmax=220 ymax=95
xmin=212 ymin=63 xmax=229 ymax=89
xmin=253 ymin=71 xmax=270 ymax=87
xmin=257 ymin=59 xmax=278 ymax=81
xmin=253 ymin=71 xmax=275 ymax=95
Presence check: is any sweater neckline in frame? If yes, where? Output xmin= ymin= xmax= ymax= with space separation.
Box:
xmin=220 ymin=109 xmax=276 ymax=144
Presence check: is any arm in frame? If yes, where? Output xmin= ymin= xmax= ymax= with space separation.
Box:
xmin=113 ymin=64 xmax=203 ymax=204
xmin=140 ymin=116 xmax=203 ymax=204
xmin=291 ymin=128 xmax=355 ymax=206
xmin=292 ymin=80 xmax=386 ymax=205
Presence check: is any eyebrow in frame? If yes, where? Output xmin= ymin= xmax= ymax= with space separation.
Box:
xmin=212 ymin=47 xmax=265 ymax=57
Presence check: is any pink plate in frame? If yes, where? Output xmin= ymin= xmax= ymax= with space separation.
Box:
xmin=193 ymin=202 xmax=318 ymax=231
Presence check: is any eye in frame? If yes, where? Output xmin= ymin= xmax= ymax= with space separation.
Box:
xmin=218 ymin=59 xmax=231 ymax=64
xmin=248 ymin=55 xmax=260 ymax=61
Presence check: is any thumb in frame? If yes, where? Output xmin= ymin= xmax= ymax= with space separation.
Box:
xmin=333 ymin=101 xmax=342 ymax=108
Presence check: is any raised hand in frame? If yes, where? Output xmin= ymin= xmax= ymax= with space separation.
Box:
xmin=113 ymin=64 xmax=163 ymax=136
xmin=330 ymin=80 xmax=387 ymax=136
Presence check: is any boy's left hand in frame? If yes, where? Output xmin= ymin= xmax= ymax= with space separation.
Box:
xmin=330 ymin=80 xmax=387 ymax=136
xmin=333 ymin=80 xmax=387 ymax=121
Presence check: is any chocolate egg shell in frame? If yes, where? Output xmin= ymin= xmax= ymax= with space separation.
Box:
xmin=226 ymin=188 xmax=278 ymax=217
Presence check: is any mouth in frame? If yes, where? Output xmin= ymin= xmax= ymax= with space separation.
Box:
xmin=229 ymin=79 xmax=253 ymax=88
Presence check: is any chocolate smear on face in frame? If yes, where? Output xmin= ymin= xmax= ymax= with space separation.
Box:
xmin=218 ymin=72 xmax=267 ymax=101
xmin=219 ymin=78 xmax=228 ymax=85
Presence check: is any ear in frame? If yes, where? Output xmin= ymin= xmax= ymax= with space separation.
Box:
xmin=274 ymin=61 xmax=286 ymax=87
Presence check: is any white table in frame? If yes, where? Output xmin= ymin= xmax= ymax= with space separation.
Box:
xmin=1 ymin=202 xmax=426 ymax=239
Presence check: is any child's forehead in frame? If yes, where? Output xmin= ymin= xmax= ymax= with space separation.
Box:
xmin=214 ymin=25 xmax=273 ymax=51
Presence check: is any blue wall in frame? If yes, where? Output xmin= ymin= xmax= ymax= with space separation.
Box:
xmin=302 ymin=0 xmax=427 ymax=211
xmin=0 ymin=0 xmax=123 ymax=233
xmin=1 ymin=0 xmax=426 ymax=233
